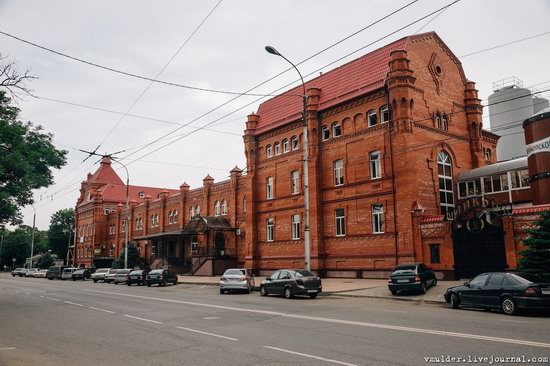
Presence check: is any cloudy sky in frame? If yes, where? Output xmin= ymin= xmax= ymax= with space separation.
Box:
xmin=1 ymin=0 xmax=549 ymax=229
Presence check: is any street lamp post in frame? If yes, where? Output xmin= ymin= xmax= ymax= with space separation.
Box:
xmin=111 ymin=157 xmax=130 ymax=269
xmin=265 ymin=46 xmax=311 ymax=272
xmin=30 ymin=205 xmax=36 ymax=269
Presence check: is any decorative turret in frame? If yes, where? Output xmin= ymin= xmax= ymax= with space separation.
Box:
xmin=203 ymin=174 xmax=214 ymax=187
xmin=386 ymin=50 xmax=417 ymax=132
xmin=464 ymin=80 xmax=484 ymax=168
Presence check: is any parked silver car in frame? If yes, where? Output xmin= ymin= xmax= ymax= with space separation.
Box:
xmin=61 ymin=268 xmax=78 ymax=280
xmin=34 ymin=269 xmax=48 ymax=278
xmin=103 ymin=269 xmax=119 ymax=283
xmin=91 ymin=268 xmax=110 ymax=283
xmin=25 ymin=268 xmax=39 ymax=277
xmin=219 ymin=268 xmax=255 ymax=294
xmin=113 ymin=269 xmax=132 ymax=285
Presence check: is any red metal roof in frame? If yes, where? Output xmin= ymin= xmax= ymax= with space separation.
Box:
xmin=95 ymin=184 xmax=179 ymax=204
xmin=255 ymin=36 xmax=410 ymax=133
xmin=88 ymin=157 xmax=124 ymax=185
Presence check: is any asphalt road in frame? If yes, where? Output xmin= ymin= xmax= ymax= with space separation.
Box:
xmin=0 ymin=273 xmax=549 ymax=366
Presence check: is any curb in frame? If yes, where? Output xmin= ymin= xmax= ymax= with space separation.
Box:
xmin=322 ymin=292 xmax=446 ymax=304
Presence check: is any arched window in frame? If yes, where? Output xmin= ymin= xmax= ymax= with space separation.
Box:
xmin=150 ymin=214 xmax=155 ymax=227
xmin=442 ymin=114 xmax=448 ymax=131
xmin=291 ymin=136 xmax=299 ymax=150
xmin=274 ymin=142 xmax=281 ymax=155
xmin=195 ymin=205 xmax=200 ymax=216
xmin=266 ymin=144 xmax=272 ymax=158
xmin=437 ymin=151 xmax=454 ymax=219
xmin=282 ymin=139 xmax=289 ymax=153
xmin=435 ymin=112 xmax=442 ymax=129
xmin=154 ymin=214 xmax=159 ymax=226
xmin=367 ymin=110 xmax=377 ymax=127
xmin=221 ymin=200 xmax=227 ymax=215
xmin=189 ymin=206 xmax=194 ymax=218
xmin=485 ymin=148 xmax=492 ymax=162
xmin=322 ymin=125 xmax=330 ymax=140
xmin=173 ymin=210 xmax=178 ymax=223
xmin=332 ymin=122 xmax=342 ymax=137
xmin=380 ymin=105 xmax=389 ymax=123
xmin=214 ymin=200 xmax=220 ymax=216
xmin=168 ymin=210 xmax=173 ymax=224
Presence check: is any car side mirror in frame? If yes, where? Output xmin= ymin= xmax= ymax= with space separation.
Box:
xmin=266 ymin=277 xmax=272 ymax=281
xmin=464 ymin=281 xmax=470 ymax=287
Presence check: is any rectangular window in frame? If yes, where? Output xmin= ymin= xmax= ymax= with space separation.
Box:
xmin=381 ymin=106 xmax=390 ymax=123
xmin=266 ymin=218 xmax=274 ymax=242
xmin=173 ymin=210 xmax=178 ymax=223
xmin=266 ymin=177 xmax=274 ymax=199
xmin=429 ymin=244 xmax=440 ymax=264
xmin=511 ymin=170 xmax=529 ymax=189
xmin=168 ymin=211 xmax=173 ymax=224
xmin=334 ymin=160 xmax=344 ymax=186
xmin=322 ymin=126 xmax=330 ymax=141
xmin=332 ymin=123 xmax=342 ymax=137
xmin=372 ymin=204 xmax=385 ymax=234
xmin=291 ymin=136 xmax=299 ymax=150
xmin=291 ymin=171 xmax=300 ymax=194
xmin=335 ymin=208 xmax=346 ymax=237
xmin=283 ymin=140 xmax=289 ymax=153
xmin=291 ymin=214 xmax=300 ymax=240
xmin=369 ymin=151 xmax=381 ymax=179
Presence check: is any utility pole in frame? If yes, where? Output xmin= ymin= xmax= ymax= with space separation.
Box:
xmin=30 ymin=205 xmax=36 ymax=269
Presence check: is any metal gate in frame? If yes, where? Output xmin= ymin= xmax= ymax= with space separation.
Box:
xmin=452 ymin=215 xmax=507 ymax=279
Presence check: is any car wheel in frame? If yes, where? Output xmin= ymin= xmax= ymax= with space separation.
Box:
xmin=390 ymin=289 xmax=397 ymax=295
xmin=284 ymin=287 xmax=294 ymax=299
xmin=162 ymin=279 xmax=167 ymax=287
xmin=309 ymin=293 xmax=318 ymax=299
xmin=114 ymin=282 xmax=118 ymax=285
xmin=174 ymin=278 xmax=178 ymax=285
xmin=501 ymin=297 xmax=517 ymax=315
xmin=72 ymin=278 xmax=76 ymax=281
xmin=220 ymin=289 xmax=225 ymax=294
xmin=432 ymin=278 xmax=437 ymax=287
xmin=246 ymin=286 xmax=251 ymax=294
xmin=260 ymin=286 xmax=268 ymax=297
xmin=93 ymin=279 xmax=98 ymax=283
xmin=420 ymin=283 xmax=427 ymax=294
xmin=147 ymin=283 xmax=151 ymax=287
xmin=450 ymin=293 xmax=460 ymax=309
xmin=127 ymin=283 xmax=131 ymax=286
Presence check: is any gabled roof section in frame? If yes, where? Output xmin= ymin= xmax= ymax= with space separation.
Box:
xmin=255 ymin=35 xmax=411 ymax=133
xmin=87 ymin=157 xmax=124 ymax=185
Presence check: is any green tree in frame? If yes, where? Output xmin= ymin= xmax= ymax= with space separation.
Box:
xmin=0 ymin=227 xmax=31 ymax=268
xmin=47 ymin=208 xmax=74 ymax=259
xmin=0 ymin=90 xmax=67 ymax=226
xmin=35 ymin=252 xmax=54 ymax=269
xmin=115 ymin=242 xmax=140 ymax=269
xmin=518 ymin=210 xmax=550 ymax=277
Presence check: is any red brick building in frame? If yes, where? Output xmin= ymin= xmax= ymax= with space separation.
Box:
xmin=74 ymin=32 xmax=549 ymax=279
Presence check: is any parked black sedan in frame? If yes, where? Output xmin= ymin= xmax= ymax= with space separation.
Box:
xmin=259 ymin=270 xmax=322 ymax=299
xmin=388 ymin=263 xmax=437 ymax=295
xmin=72 ymin=269 xmax=91 ymax=281
xmin=444 ymin=272 xmax=550 ymax=315
xmin=127 ymin=270 xmax=149 ymax=286
xmin=146 ymin=269 xmax=178 ymax=287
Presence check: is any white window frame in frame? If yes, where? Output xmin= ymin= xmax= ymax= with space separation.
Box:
xmin=291 ymin=136 xmax=299 ymax=150
xmin=437 ymin=151 xmax=455 ymax=219
xmin=189 ymin=206 xmax=194 ymax=218
xmin=370 ymin=151 xmax=382 ymax=179
xmin=380 ymin=106 xmax=389 ymax=123
xmin=291 ymin=214 xmax=301 ymax=240
xmin=221 ymin=200 xmax=227 ymax=215
xmin=266 ymin=145 xmax=272 ymax=158
xmin=372 ymin=204 xmax=385 ymax=234
xmin=266 ymin=176 xmax=274 ymax=199
xmin=334 ymin=160 xmax=344 ymax=186
xmin=332 ymin=122 xmax=342 ymax=137
xmin=195 ymin=205 xmax=200 ymax=216
xmin=214 ymin=201 xmax=220 ymax=216
xmin=173 ymin=210 xmax=178 ymax=223
xmin=274 ymin=142 xmax=281 ymax=155
xmin=442 ymin=114 xmax=448 ymax=130
xmin=291 ymin=170 xmax=300 ymax=194
xmin=266 ymin=218 xmax=274 ymax=242
xmin=322 ymin=126 xmax=330 ymax=141
xmin=168 ymin=210 xmax=173 ymax=224
xmin=335 ymin=208 xmax=346 ymax=237
xmin=368 ymin=110 xmax=377 ymax=127
xmin=282 ymin=139 xmax=289 ymax=153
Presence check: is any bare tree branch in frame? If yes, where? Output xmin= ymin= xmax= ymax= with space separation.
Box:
xmin=0 ymin=54 xmax=38 ymax=100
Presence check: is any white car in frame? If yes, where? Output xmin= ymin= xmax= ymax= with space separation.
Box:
xmin=34 ymin=269 xmax=48 ymax=278
xmin=61 ymin=268 xmax=78 ymax=280
xmin=91 ymin=268 xmax=110 ymax=283
xmin=219 ymin=268 xmax=255 ymax=294
xmin=103 ymin=268 xmax=120 ymax=283
xmin=26 ymin=268 xmax=39 ymax=277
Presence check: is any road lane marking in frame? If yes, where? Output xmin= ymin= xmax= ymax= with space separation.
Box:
xmin=45 ymin=297 xmax=60 ymax=301
xmin=123 ymin=315 xmax=162 ymax=324
xmin=264 ymin=346 xmax=357 ymax=366
xmin=39 ymin=296 xmax=44 ymax=298
xmin=198 ymin=285 xmax=207 ymax=289
xmin=0 ymin=347 xmax=16 ymax=351
xmin=25 ymin=293 xmax=30 ymax=295
xmin=0 ymin=279 xmax=52 ymax=287
xmin=175 ymin=326 xmax=237 ymax=341
xmin=84 ymin=289 xmax=550 ymax=349
xmin=64 ymin=301 xmax=84 ymax=307
xmin=89 ymin=307 xmax=115 ymax=314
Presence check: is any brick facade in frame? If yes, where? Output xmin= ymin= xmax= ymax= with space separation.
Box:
xmin=74 ymin=32 xmax=547 ymax=279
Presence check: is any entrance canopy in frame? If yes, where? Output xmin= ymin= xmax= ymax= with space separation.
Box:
xmin=183 ymin=216 xmax=235 ymax=234
xmin=134 ymin=229 xmax=187 ymax=240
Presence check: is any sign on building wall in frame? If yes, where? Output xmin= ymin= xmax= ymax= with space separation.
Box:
xmin=526 ymin=136 xmax=550 ymax=157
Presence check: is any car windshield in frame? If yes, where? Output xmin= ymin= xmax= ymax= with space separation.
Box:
xmin=149 ymin=270 xmax=163 ymax=274
xmin=108 ymin=269 xmax=119 ymax=274
xmin=394 ymin=265 xmax=416 ymax=272
xmin=63 ymin=268 xmax=74 ymax=273
xmin=224 ymin=269 xmax=245 ymax=276
xmin=96 ymin=269 xmax=109 ymax=273
xmin=294 ymin=270 xmax=314 ymax=278
xmin=39 ymin=269 xmax=47 ymax=272
xmin=129 ymin=271 xmax=142 ymax=275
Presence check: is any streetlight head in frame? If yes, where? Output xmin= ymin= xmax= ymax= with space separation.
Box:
xmin=265 ymin=46 xmax=281 ymax=56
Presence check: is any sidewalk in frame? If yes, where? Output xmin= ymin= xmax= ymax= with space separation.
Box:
xmin=177 ymin=275 xmax=461 ymax=304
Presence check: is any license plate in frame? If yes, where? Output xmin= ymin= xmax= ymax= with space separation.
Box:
xmin=307 ymin=290 xmax=318 ymax=293
xmin=542 ymin=289 xmax=550 ymax=295
xmin=397 ymin=279 xmax=409 ymax=283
